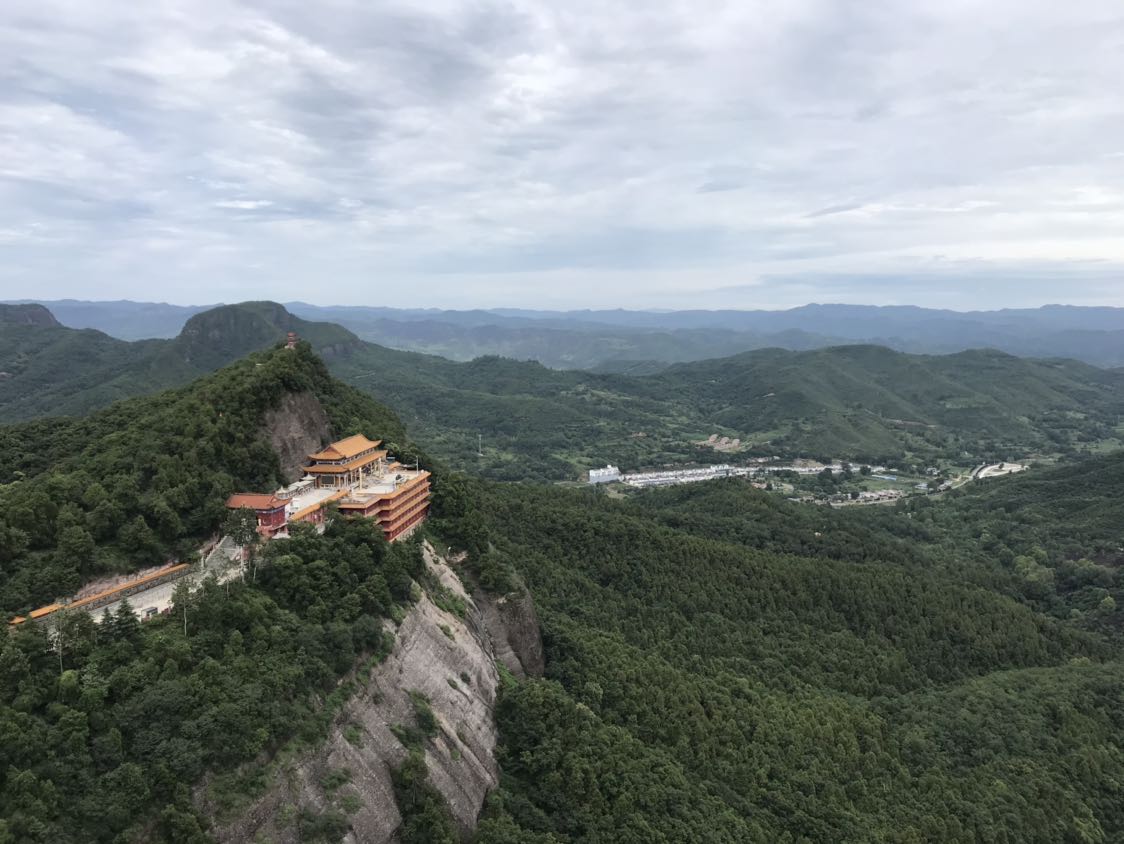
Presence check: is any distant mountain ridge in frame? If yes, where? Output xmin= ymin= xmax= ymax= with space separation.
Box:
xmin=289 ymin=301 xmax=1124 ymax=368
xmin=2 ymin=298 xmax=215 ymax=339
xmin=329 ymin=334 xmax=1124 ymax=478
xmin=12 ymin=298 xmax=1124 ymax=368
xmin=5 ymin=301 xmax=1122 ymax=478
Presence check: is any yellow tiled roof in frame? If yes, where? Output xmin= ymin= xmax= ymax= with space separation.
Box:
xmin=308 ymin=434 xmax=382 ymax=461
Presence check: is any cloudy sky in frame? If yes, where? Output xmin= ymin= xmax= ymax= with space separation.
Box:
xmin=2 ymin=0 xmax=1123 ymax=309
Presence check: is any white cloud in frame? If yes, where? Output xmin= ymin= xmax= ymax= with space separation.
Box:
xmin=0 ymin=0 xmax=1122 ymax=307
xmin=213 ymin=199 xmax=274 ymax=209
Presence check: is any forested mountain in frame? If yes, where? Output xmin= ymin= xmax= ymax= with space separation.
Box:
xmin=2 ymin=299 xmax=213 ymax=340
xmin=2 ymin=339 xmax=1122 ymax=842
xmin=333 ymin=340 xmax=1124 ymax=478
xmin=0 ymin=357 xmax=428 ymax=841
xmin=290 ymin=307 xmax=844 ymax=370
xmin=624 ymin=450 xmax=1124 ymax=632
xmin=291 ymin=301 xmax=1124 ymax=369
xmin=6 ymin=302 xmax=1121 ymax=479
xmin=435 ymin=457 xmax=1124 ymax=843
xmin=452 ymin=449 xmax=1124 ymax=841
xmin=649 ymin=345 xmax=1124 ymax=461
xmin=0 ymin=302 xmax=358 ymax=422
xmin=14 ymin=299 xmax=1124 ymax=368
xmin=0 ymin=304 xmax=60 ymax=327
xmin=0 ymin=342 xmax=405 ymax=614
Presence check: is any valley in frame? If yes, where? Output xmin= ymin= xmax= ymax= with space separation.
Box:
xmin=6 ymin=302 xmax=1121 ymax=485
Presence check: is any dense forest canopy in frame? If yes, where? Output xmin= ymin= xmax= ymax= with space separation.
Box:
xmin=0 ymin=519 xmax=425 ymax=843
xmin=625 ymin=451 xmax=1124 ymax=633
xmin=435 ymin=472 xmax=1124 ymax=843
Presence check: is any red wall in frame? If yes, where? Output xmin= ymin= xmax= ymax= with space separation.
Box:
xmin=257 ymin=508 xmax=286 ymax=527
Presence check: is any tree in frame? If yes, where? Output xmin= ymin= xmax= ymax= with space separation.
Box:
xmin=109 ymin=601 xmax=140 ymax=643
xmin=118 ymin=515 xmax=158 ymax=562
xmin=222 ymin=507 xmax=258 ymax=550
xmin=172 ymin=580 xmax=193 ymax=637
xmin=56 ymin=525 xmax=96 ymax=575
xmin=393 ymin=752 xmax=456 ymax=844
xmin=222 ymin=507 xmax=260 ymax=581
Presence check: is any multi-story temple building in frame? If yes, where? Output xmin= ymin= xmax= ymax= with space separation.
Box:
xmin=225 ymin=434 xmax=430 ymax=541
xmin=304 ymin=434 xmax=389 ymax=488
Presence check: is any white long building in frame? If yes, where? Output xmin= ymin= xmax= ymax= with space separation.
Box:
xmin=588 ymin=465 xmax=621 ymax=484
xmin=623 ymin=464 xmax=744 ymax=488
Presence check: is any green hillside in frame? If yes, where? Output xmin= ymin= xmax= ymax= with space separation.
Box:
xmin=650 ymin=345 xmax=1124 ymax=461
xmin=308 ymin=311 xmax=841 ymax=370
xmin=5 ymin=301 xmax=1121 ymax=480
xmin=2 ymin=343 xmax=1122 ymax=841
xmin=0 ymin=304 xmax=60 ymax=327
xmin=336 ymin=341 xmax=1124 ymax=479
xmin=611 ymin=449 xmax=1124 ymax=634
xmin=434 ymin=471 xmax=1124 ymax=843
xmin=0 ymin=348 xmax=425 ymax=842
xmin=0 ymin=343 xmax=406 ymax=615
xmin=283 ymin=301 xmax=1124 ymax=369
xmin=0 ymin=302 xmax=358 ymax=422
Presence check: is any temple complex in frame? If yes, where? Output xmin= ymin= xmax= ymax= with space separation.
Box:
xmin=225 ymin=434 xmax=430 ymax=541
xmin=11 ymin=434 xmax=430 ymax=630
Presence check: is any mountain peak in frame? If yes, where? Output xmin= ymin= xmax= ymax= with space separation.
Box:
xmin=174 ymin=301 xmax=359 ymax=367
xmin=0 ymin=303 xmax=60 ymax=327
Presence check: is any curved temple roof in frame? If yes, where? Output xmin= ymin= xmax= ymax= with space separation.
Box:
xmin=307 ymin=434 xmax=383 ymax=461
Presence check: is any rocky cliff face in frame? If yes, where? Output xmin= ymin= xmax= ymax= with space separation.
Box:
xmin=0 ymin=303 xmax=61 ymax=327
xmin=263 ymin=391 xmax=332 ymax=482
xmin=205 ymin=544 xmax=539 ymax=843
xmin=476 ymin=587 xmax=545 ymax=680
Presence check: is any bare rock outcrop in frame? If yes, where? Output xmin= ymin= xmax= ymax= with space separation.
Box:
xmin=476 ymin=587 xmax=545 ymax=680
xmin=206 ymin=544 xmax=519 ymax=843
xmin=264 ymin=391 xmax=332 ymax=482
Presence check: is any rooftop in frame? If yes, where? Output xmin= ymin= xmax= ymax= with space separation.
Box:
xmin=308 ymin=434 xmax=383 ymax=461
xmin=226 ymin=492 xmax=284 ymax=511
xmin=285 ymin=485 xmax=344 ymax=520
xmin=342 ymin=466 xmax=429 ymax=501
xmin=304 ymin=450 xmax=387 ymax=473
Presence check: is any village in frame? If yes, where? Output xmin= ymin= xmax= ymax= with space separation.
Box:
xmin=8 ymin=434 xmax=431 ymax=630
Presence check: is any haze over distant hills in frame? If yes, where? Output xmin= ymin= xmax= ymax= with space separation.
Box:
xmin=10 ymin=299 xmax=1124 ymax=370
